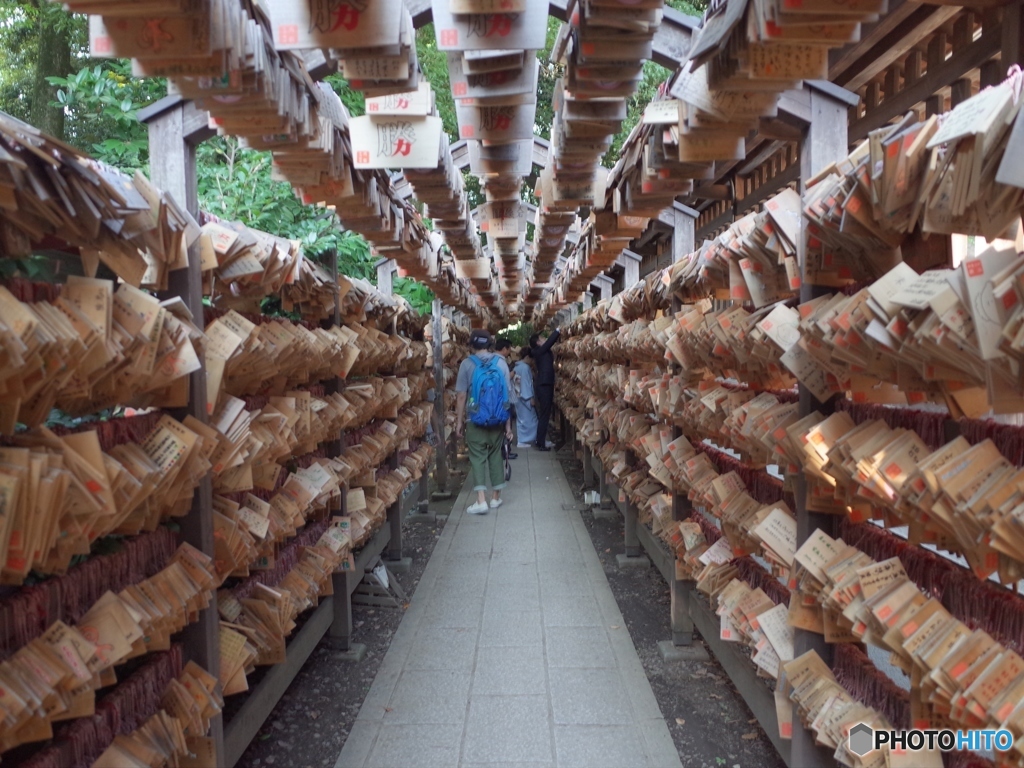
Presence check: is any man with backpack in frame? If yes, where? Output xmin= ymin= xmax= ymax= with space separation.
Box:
xmin=455 ymin=329 xmax=513 ymax=515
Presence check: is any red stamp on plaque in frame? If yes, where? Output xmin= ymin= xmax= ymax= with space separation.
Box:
xmin=453 ymin=82 xmax=467 ymax=96
xmin=440 ymin=28 xmax=458 ymax=46
xmin=461 ymin=125 xmax=475 ymax=138
xmin=356 ymin=150 xmax=370 ymax=164
xmin=278 ymin=24 xmax=299 ymax=45
xmin=966 ymin=260 xmax=984 ymax=277
xmin=93 ymin=35 xmax=112 ymax=53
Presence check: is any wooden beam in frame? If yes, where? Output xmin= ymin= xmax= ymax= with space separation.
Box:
xmin=735 ymin=164 xmax=799 ymax=216
xmin=695 ymin=206 xmax=734 ymax=241
xmin=828 ymin=0 xmax=920 ymax=82
xmin=690 ymin=183 xmax=733 ymax=200
xmin=849 ymin=27 xmax=1001 ymax=141
xmin=837 ymin=6 xmax=962 ymax=92
xmin=1003 ymin=0 xmax=1024 ymax=67
xmin=223 ymin=599 xmax=334 ymax=767
xmin=738 ymin=140 xmax=787 ymax=175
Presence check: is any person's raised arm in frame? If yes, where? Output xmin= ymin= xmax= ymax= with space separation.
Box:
xmin=538 ymin=328 xmax=561 ymax=354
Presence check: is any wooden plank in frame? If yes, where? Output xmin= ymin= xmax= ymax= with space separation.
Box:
xmin=839 ymin=6 xmax=961 ymax=92
xmin=738 ymin=141 xmax=788 ymax=176
xmin=223 ymin=597 xmax=334 ymax=767
xmin=777 ymin=88 xmax=811 ymax=125
xmin=849 ymin=27 xmax=1001 ymax=141
xmin=353 ymin=594 xmax=401 ymax=607
xmin=690 ymin=597 xmax=796 ymax=766
xmin=829 ymin=0 xmax=919 ymax=80
xmin=636 ymin=523 xmax=673 ymax=583
xmin=695 ymin=206 xmax=735 ymax=241
xmin=735 ymin=165 xmax=800 ymax=217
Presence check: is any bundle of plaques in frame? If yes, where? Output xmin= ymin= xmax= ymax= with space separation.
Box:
xmin=603 ymin=93 xmax=706 ymax=219
xmin=403 ymin=126 xmax=486 ymax=297
xmin=529 ymin=3 xmax=663 ymax=319
xmin=480 ymin=201 xmax=530 ymax=311
xmin=326 ymin=3 xmax=420 ymax=98
xmin=433 ymin=0 xmax=549 ymax=317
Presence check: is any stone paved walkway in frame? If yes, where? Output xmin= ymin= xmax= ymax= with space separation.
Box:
xmin=334 ymin=445 xmax=683 ymax=768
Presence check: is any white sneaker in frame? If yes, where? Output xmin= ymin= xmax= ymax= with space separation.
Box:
xmin=489 ymin=498 xmax=503 ymax=509
xmin=466 ymin=501 xmax=489 ymax=515
xmin=516 ymin=443 xmax=531 ymax=449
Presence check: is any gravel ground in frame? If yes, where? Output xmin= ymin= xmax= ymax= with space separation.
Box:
xmin=556 ymin=448 xmax=787 ymax=768
xmin=234 ymin=460 xmax=467 ymax=768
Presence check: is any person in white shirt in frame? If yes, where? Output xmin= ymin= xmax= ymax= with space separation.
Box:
xmin=512 ymin=347 xmax=537 ymax=448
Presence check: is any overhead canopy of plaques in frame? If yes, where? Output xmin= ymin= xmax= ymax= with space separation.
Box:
xmin=82 ymin=0 xmax=884 ymax=325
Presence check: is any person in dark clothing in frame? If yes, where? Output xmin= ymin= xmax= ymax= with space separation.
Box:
xmin=529 ymin=327 xmax=560 ymax=451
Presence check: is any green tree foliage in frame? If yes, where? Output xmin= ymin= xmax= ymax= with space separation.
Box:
xmin=602 ymin=60 xmax=671 ymax=168
xmin=0 ymin=0 xmax=715 ymax=315
xmin=415 ymin=24 xmax=458 ymax=139
xmin=0 ymin=0 xmax=86 ymax=139
xmin=535 ymin=17 xmax=562 ymax=142
xmin=666 ymin=0 xmax=706 ymax=15
xmin=196 ymin=137 xmax=342 ymax=254
xmin=48 ymin=60 xmax=166 ymax=168
xmin=497 ymin=322 xmax=534 ymax=349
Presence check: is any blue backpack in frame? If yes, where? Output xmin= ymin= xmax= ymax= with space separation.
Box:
xmin=467 ymin=354 xmax=510 ymax=428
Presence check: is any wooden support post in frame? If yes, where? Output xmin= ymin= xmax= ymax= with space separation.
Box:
xmin=617 ymin=447 xmax=650 ymax=568
xmin=793 ymin=84 xmax=849 ymax=768
xmin=432 ymin=299 xmax=450 ymax=494
xmin=145 ymin=100 xmax=224 ymax=764
xmin=951 ymin=77 xmax=973 ymax=107
xmin=981 ymin=58 xmax=1003 ymax=88
xmin=417 ymin=469 xmax=430 ymax=511
xmin=329 ymin=488 xmax=360 ymax=654
xmin=667 ymin=280 xmax=695 ymax=647
xmin=384 ymin=450 xmax=409 ymax=570
xmin=1003 ymin=0 xmax=1024 ymax=68
xmin=592 ymin=274 xmax=614 ymax=301
xmin=376 ymin=258 xmax=397 ymax=296
xmin=618 ymin=250 xmax=643 ymax=289
xmin=598 ymin=460 xmax=612 ymax=510
xmin=672 ymin=203 xmax=697 ymax=263
xmin=583 ymin=444 xmax=595 ymax=488
xmin=670 ymin=455 xmax=695 ymax=647
xmin=624 ymin=498 xmax=641 ymax=558
xmin=953 ymin=12 xmax=975 ymax=52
